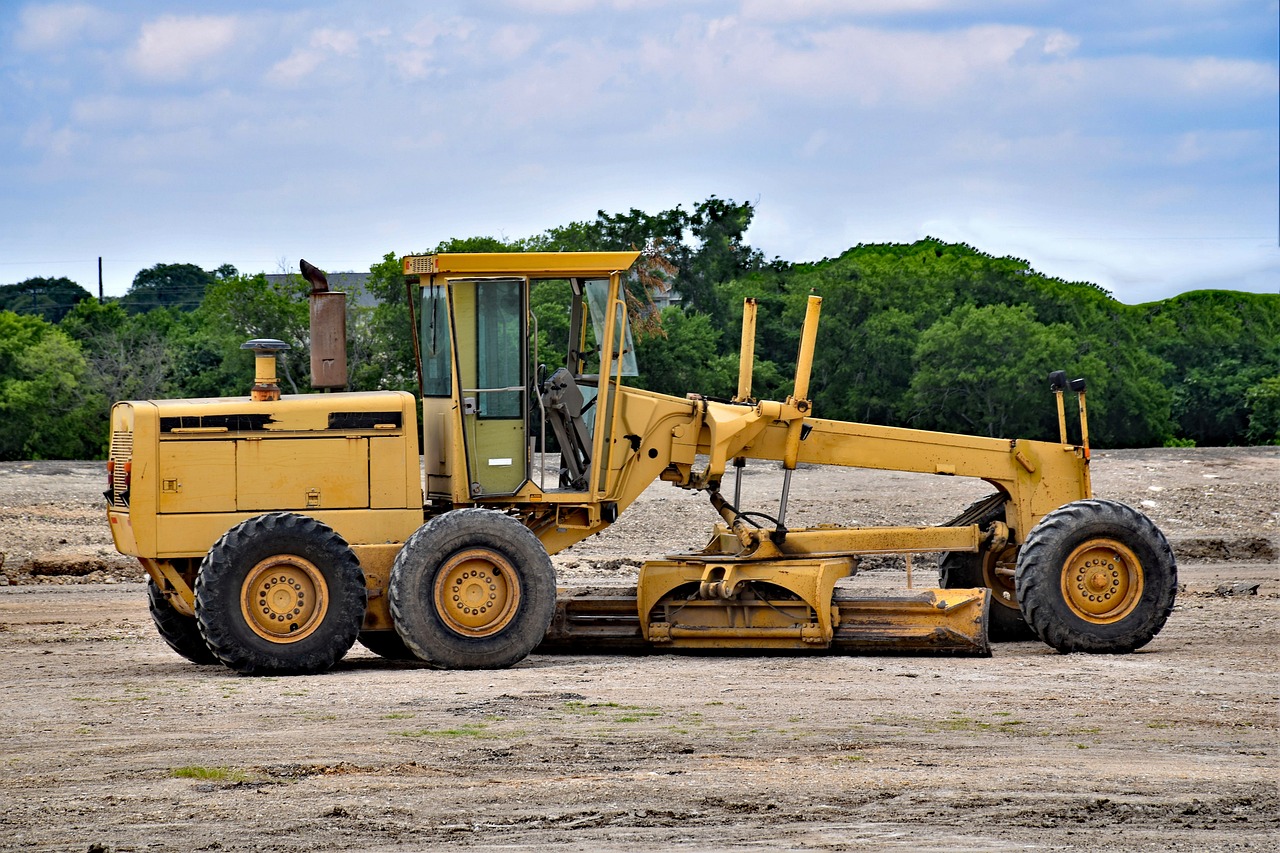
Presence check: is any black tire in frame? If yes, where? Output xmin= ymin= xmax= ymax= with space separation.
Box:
xmin=147 ymin=579 xmax=219 ymax=665
xmin=194 ymin=513 xmax=367 ymax=675
xmin=939 ymin=494 xmax=1034 ymax=641
xmin=389 ymin=508 xmax=556 ymax=669
xmin=358 ymin=631 xmax=423 ymax=661
xmin=1015 ymin=499 xmax=1177 ymax=654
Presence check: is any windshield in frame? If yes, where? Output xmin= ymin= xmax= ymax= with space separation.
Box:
xmin=584 ymin=278 xmax=637 ymax=377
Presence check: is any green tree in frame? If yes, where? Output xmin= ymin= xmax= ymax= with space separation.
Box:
xmin=432 ymin=236 xmax=533 ymax=253
xmin=536 ymin=197 xmax=762 ymax=323
xmin=530 ymin=278 xmax=573 ymax=375
xmin=631 ymin=308 xmax=738 ymax=398
xmin=184 ymin=272 xmax=311 ymax=395
xmin=61 ymin=299 xmax=175 ymax=404
xmin=841 ymin=308 xmax=920 ymax=424
xmin=352 ymin=252 xmax=418 ymax=393
xmin=906 ymin=304 xmax=1075 ymax=438
xmin=679 ymin=197 xmax=764 ymax=323
xmin=120 ymin=263 xmax=215 ymax=314
xmin=0 ymin=276 xmax=92 ymax=323
xmin=1245 ymin=376 xmax=1280 ymax=444
xmin=1146 ymin=291 xmax=1280 ymax=445
xmin=716 ymin=266 xmax=791 ymax=403
xmin=737 ymin=239 xmax=1188 ymax=445
xmin=0 ymin=311 xmax=101 ymax=459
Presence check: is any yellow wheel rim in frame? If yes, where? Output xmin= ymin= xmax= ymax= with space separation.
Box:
xmin=1061 ymin=539 xmax=1143 ymax=624
xmin=433 ymin=549 xmax=521 ymax=638
xmin=241 ymin=555 xmax=328 ymax=643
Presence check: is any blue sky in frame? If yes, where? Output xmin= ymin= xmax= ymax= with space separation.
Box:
xmin=2 ymin=1 xmax=1277 ymax=303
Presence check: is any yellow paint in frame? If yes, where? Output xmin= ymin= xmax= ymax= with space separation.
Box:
xmin=112 ymin=251 xmax=1096 ymax=657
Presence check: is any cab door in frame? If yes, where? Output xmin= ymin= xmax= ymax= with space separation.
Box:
xmin=449 ymin=277 xmax=528 ymax=497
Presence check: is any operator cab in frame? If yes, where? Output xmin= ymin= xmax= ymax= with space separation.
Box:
xmin=405 ymin=252 xmax=640 ymax=505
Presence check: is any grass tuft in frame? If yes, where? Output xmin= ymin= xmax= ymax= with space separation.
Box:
xmin=170 ymin=766 xmax=250 ymax=782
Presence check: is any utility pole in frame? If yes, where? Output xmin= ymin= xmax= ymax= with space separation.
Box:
xmin=98 ymin=257 xmax=103 ymax=300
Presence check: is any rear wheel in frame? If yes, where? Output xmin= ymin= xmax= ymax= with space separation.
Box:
xmin=147 ymin=579 xmax=218 ymax=665
xmin=939 ymin=494 xmax=1033 ymax=641
xmin=195 ymin=513 xmax=366 ymax=675
xmin=389 ymin=508 xmax=556 ymax=669
xmin=1016 ymin=499 xmax=1177 ymax=653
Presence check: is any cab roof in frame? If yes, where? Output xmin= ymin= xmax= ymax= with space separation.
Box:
xmin=403 ymin=251 xmax=641 ymax=279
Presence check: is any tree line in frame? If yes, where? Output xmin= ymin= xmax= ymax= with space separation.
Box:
xmin=1 ymin=197 xmax=1276 ymax=460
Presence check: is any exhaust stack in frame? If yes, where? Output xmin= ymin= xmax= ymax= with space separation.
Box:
xmin=241 ymin=339 xmax=290 ymax=401
xmin=301 ymin=259 xmax=347 ymax=390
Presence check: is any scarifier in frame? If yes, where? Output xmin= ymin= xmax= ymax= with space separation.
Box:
xmin=106 ymin=252 xmax=1177 ymax=674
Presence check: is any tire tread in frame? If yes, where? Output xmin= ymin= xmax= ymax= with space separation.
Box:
xmin=194 ymin=512 xmax=366 ymax=675
xmin=1016 ymin=499 xmax=1177 ymax=654
xmin=389 ymin=508 xmax=555 ymax=670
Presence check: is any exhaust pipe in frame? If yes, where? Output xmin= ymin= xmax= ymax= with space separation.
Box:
xmin=301 ymin=259 xmax=347 ymax=390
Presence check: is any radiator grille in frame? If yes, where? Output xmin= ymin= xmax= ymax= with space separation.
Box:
xmin=108 ymin=430 xmax=133 ymax=509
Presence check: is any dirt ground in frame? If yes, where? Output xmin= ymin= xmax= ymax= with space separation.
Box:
xmin=1 ymin=447 xmax=1276 ymax=852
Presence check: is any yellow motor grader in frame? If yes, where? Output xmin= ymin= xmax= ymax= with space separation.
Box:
xmin=105 ymin=252 xmax=1178 ymax=674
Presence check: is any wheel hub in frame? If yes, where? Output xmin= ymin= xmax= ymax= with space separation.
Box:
xmin=241 ymin=555 xmax=328 ymax=643
xmin=434 ymin=549 xmax=521 ymax=637
xmin=1062 ymin=539 xmax=1143 ymax=623
xmin=983 ymin=544 xmax=1019 ymax=609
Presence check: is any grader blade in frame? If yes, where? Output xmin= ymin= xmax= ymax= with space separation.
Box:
xmin=537 ymin=585 xmax=991 ymax=656
xmin=831 ymin=587 xmax=990 ymax=656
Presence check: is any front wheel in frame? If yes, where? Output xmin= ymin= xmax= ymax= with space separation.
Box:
xmin=389 ymin=508 xmax=556 ymax=669
xmin=195 ymin=513 xmax=367 ymax=675
xmin=1015 ymin=499 xmax=1177 ymax=654
xmin=939 ymin=494 xmax=1032 ymax=641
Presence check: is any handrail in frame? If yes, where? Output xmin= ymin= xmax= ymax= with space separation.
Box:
xmin=604 ymin=292 xmax=631 ymax=497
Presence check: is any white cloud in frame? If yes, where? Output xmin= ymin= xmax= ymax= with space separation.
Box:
xmin=638 ymin=21 xmax=1038 ymax=109
xmin=501 ymin=0 xmax=598 ymax=13
xmin=389 ymin=16 xmax=477 ymax=80
xmin=1180 ymin=56 xmax=1277 ymax=94
xmin=1167 ymin=129 xmax=1264 ymax=166
xmin=1041 ymin=30 xmax=1079 ymax=57
xmin=489 ymin=24 xmax=540 ymax=58
xmin=69 ymin=94 xmax=144 ymax=127
xmin=264 ymin=26 xmax=363 ymax=84
xmin=266 ymin=29 xmax=360 ymax=84
xmin=313 ymin=28 xmax=359 ymax=55
xmin=21 ymin=116 xmax=77 ymax=157
xmin=127 ymin=15 xmax=239 ymax=80
xmin=14 ymin=3 xmax=113 ymax=50
xmin=740 ymin=0 xmax=970 ymax=21
xmin=1021 ymin=53 xmax=1278 ymax=119
xmin=268 ymin=50 xmax=324 ymax=84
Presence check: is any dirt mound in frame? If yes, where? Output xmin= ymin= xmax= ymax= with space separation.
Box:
xmin=27 ymin=553 xmax=110 ymax=577
xmin=2 ymin=551 xmax=143 ymax=586
xmin=1172 ymin=535 xmax=1278 ymax=563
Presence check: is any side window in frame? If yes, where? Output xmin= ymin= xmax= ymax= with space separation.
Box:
xmin=420 ymin=285 xmax=452 ymax=397
xmin=475 ymin=279 xmax=523 ymax=418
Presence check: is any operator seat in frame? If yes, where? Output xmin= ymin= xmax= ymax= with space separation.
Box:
xmin=541 ymin=367 xmax=592 ymax=490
